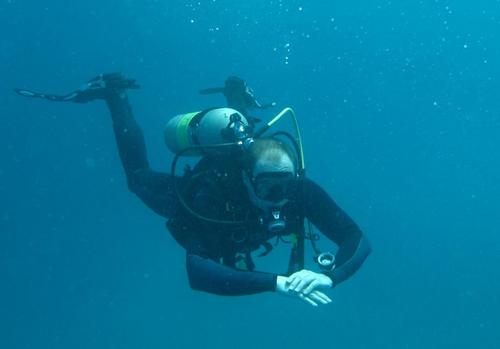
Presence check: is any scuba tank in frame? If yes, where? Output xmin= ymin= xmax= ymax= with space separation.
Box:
xmin=164 ymin=107 xmax=252 ymax=156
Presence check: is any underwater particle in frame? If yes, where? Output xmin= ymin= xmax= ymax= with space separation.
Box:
xmin=85 ymin=157 xmax=96 ymax=168
xmin=433 ymin=101 xmax=438 ymax=106
xmin=298 ymin=6 xmax=303 ymax=11
xmin=463 ymin=44 xmax=468 ymax=48
xmin=190 ymin=19 xmax=195 ymax=23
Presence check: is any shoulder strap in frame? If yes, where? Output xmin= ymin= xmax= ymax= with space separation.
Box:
xmin=286 ymin=178 xmax=306 ymax=275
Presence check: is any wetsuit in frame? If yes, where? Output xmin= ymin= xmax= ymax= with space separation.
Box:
xmin=106 ymin=91 xmax=371 ymax=296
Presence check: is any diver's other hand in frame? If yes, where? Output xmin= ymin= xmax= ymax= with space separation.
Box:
xmin=72 ymin=73 xmax=140 ymax=103
xmin=286 ymin=269 xmax=333 ymax=295
xmin=276 ymin=275 xmax=332 ymax=307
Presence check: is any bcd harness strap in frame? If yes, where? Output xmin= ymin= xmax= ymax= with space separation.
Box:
xmin=178 ymin=158 xmax=307 ymax=275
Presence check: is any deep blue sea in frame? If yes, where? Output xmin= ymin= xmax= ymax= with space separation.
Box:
xmin=1 ymin=1 xmax=499 ymax=348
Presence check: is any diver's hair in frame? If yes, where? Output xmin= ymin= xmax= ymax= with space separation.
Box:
xmin=243 ymin=138 xmax=296 ymax=172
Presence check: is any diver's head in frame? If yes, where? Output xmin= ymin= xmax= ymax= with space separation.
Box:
xmin=242 ymin=138 xmax=299 ymax=233
xmin=243 ymin=138 xmax=298 ymax=204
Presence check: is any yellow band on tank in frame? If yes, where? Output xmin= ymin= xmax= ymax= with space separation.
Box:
xmin=176 ymin=111 xmax=200 ymax=150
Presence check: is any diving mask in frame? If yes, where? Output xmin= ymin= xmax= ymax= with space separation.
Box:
xmin=252 ymin=172 xmax=298 ymax=203
xmin=242 ymin=171 xmax=299 ymax=233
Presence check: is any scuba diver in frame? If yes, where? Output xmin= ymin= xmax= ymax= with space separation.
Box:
xmin=15 ymin=73 xmax=371 ymax=307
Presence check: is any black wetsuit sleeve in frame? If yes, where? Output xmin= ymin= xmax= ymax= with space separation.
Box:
xmin=303 ymin=178 xmax=371 ymax=287
xmin=105 ymin=92 xmax=178 ymax=218
xmin=186 ymin=254 xmax=278 ymax=296
xmin=178 ymin=229 xmax=277 ymax=296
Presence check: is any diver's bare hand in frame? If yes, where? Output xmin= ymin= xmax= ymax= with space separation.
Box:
xmin=276 ymin=275 xmax=332 ymax=307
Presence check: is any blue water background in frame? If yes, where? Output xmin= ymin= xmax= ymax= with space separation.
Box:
xmin=1 ymin=1 xmax=499 ymax=348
